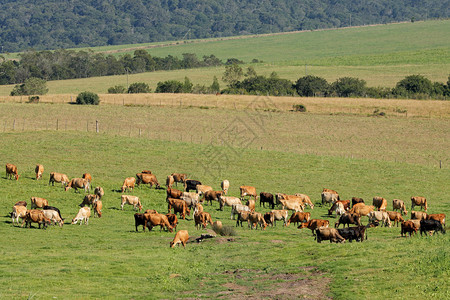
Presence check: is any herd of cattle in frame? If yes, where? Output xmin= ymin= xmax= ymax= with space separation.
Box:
xmin=5 ymin=163 xmax=447 ymax=247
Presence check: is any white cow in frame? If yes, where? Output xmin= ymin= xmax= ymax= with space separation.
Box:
xmin=72 ymin=207 xmax=91 ymax=225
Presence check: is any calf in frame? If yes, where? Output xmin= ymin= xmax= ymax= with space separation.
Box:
xmin=286 ymin=212 xmax=310 ymax=226
xmin=248 ymin=212 xmax=267 ymax=230
xmin=167 ymin=198 xmax=190 ymax=220
xmin=6 ymin=163 xmax=20 ymax=180
xmin=121 ymin=177 xmax=136 ymax=193
xmin=170 ymin=230 xmax=189 ymax=248
xmin=72 ymin=207 xmax=91 ymax=225
xmin=22 ymin=209 xmax=52 ymax=229
xmin=420 ymin=219 xmax=446 ymax=236
xmin=297 ymin=219 xmax=330 ymax=235
xmin=93 ymin=200 xmax=102 ymax=218
xmin=401 ymin=220 xmax=418 ymax=237
xmin=11 ymin=205 xmax=27 ymax=226
xmin=35 ymin=164 xmax=44 ymax=180
xmin=335 ymin=212 xmax=361 ymax=228
xmin=121 ymin=195 xmax=142 ymax=211
xmin=315 ymin=228 xmax=346 ymax=243
xmin=386 ymin=211 xmax=404 ymax=227
xmin=259 ymin=192 xmax=275 ymax=209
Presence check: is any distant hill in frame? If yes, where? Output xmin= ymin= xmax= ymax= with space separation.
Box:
xmin=0 ymin=0 xmax=448 ymax=52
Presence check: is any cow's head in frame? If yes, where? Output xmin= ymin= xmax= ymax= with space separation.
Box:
xmin=297 ymin=222 xmax=308 ymax=229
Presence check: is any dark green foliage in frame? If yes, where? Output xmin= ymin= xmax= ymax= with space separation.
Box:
xmin=331 ymin=77 xmax=367 ymax=97
xmin=224 ymin=74 xmax=296 ymax=96
xmin=222 ymin=64 xmax=243 ymax=87
xmin=393 ymin=75 xmax=433 ymax=96
xmin=366 ymin=87 xmax=393 ymax=99
xmin=294 ymin=75 xmax=329 ymax=97
xmin=10 ymin=77 xmax=48 ymax=96
xmin=107 ymin=85 xmax=127 ymax=94
xmin=182 ymin=77 xmax=193 ymax=93
xmin=210 ymin=76 xmax=220 ymax=93
xmin=76 ymin=91 xmax=100 ymax=105
xmin=293 ymin=104 xmax=307 ymax=112
xmin=27 ymin=96 xmax=40 ymax=103
xmin=155 ymin=80 xmax=183 ymax=93
xmin=127 ymin=82 xmax=151 ymax=94
xmin=225 ymin=58 xmax=244 ymax=65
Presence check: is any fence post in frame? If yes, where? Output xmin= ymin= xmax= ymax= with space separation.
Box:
xmin=440 ymin=160 xmax=442 ymax=169
xmin=139 ymin=128 xmax=141 ymax=137
xmin=86 ymin=120 xmax=89 ymax=132
xmin=96 ymin=120 xmax=99 ymax=133
xmin=56 ymin=119 xmax=59 ymax=131
xmin=13 ymin=119 xmax=15 ymax=131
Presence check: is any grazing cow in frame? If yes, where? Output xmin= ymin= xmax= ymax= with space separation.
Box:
xmin=65 ymin=178 xmax=90 ymax=193
xmin=335 ymin=212 xmax=361 ymax=228
xmin=321 ymin=192 xmax=339 ymax=206
xmin=181 ymin=192 xmax=200 ymax=208
xmin=248 ymin=212 xmax=267 ymax=230
xmin=246 ymin=199 xmax=255 ymax=212
xmin=259 ymin=192 xmax=275 ymax=209
xmin=409 ymin=219 xmax=421 ymax=230
xmin=348 ymin=203 xmax=374 ymax=217
xmin=136 ymin=173 xmax=160 ymax=189
xmin=263 ymin=212 xmax=274 ymax=227
xmin=328 ymin=201 xmax=346 ymax=217
xmin=221 ymin=180 xmax=230 ymax=195
xmin=270 ymin=210 xmax=289 ymax=226
xmin=14 ymin=201 xmax=27 ymax=207
xmin=145 ymin=209 xmax=158 ymax=214
xmin=351 ymin=197 xmax=365 ymax=207
xmin=166 ymin=187 xmax=183 ymax=200
xmin=144 ymin=213 xmax=173 ymax=232
xmin=286 ymin=212 xmax=311 ymax=226
xmin=82 ymin=173 xmax=92 ymax=183
xmin=194 ymin=211 xmax=213 ymax=229
xmin=166 ymin=175 xmax=175 ymax=188
xmin=411 ymin=211 xmax=428 ymax=220
xmin=94 ymin=186 xmax=104 ymax=199
xmin=30 ymin=197 xmax=48 ymax=209
xmin=323 ymin=188 xmax=339 ymax=195
xmin=230 ymin=203 xmax=250 ymax=220
xmin=121 ymin=195 xmax=142 ymax=211
xmin=121 ymin=177 xmax=136 ymax=193
xmin=236 ymin=211 xmax=251 ymax=227
xmin=43 ymin=209 xmax=64 ymax=227
xmin=93 ymin=200 xmax=102 ymax=218
xmin=219 ymin=195 xmax=242 ymax=211
xmin=315 ymin=228 xmax=346 ymax=243
xmin=167 ymin=198 xmax=190 ymax=220
xmin=196 ymin=185 xmax=213 ymax=196
xmin=49 ymin=172 xmax=69 ymax=186
xmin=79 ymin=194 xmax=97 ymax=207
xmin=411 ymin=196 xmax=428 ymax=211
xmin=373 ymin=197 xmax=388 ymax=211
xmin=420 ymin=219 xmax=446 ymax=236
xmin=35 ymin=164 xmax=44 ymax=180
xmin=166 ymin=213 xmax=178 ymax=231
xmin=185 ymin=179 xmax=202 ymax=192
xmin=72 ymin=207 xmax=91 ymax=225
xmin=367 ymin=211 xmax=391 ymax=227
xmin=427 ymin=214 xmax=446 ymax=226
xmin=171 ymin=173 xmax=187 ymax=186
xmin=134 ymin=213 xmax=147 ymax=231
xmin=43 ymin=205 xmax=63 ymax=221
xmin=22 ymin=210 xmax=52 ymax=229
xmin=193 ymin=203 xmax=204 ymax=215
xmin=170 ymin=230 xmax=189 ymax=248
xmin=392 ymin=199 xmax=408 ymax=215
xmin=203 ymin=190 xmax=223 ymax=206
xmin=297 ymin=219 xmax=330 ymax=235
xmin=294 ymin=193 xmax=314 ymax=210
xmin=240 ymin=186 xmax=257 ymax=201
xmin=276 ymin=195 xmax=303 ymax=212
xmin=337 ymin=226 xmax=368 ymax=242
xmin=401 ymin=220 xmax=418 ymax=237
xmin=5 ymin=163 xmax=20 ymax=180
xmin=386 ymin=211 xmax=404 ymax=227
xmin=11 ymin=205 xmax=27 ymax=225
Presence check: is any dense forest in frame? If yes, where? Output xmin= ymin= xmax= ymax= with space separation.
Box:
xmin=0 ymin=0 xmax=447 ymax=52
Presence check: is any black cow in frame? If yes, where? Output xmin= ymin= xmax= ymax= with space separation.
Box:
xmin=337 ymin=226 xmax=367 ymax=242
xmin=185 ymin=179 xmax=202 ymax=192
xmin=134 ymin=213 xmax=146 ymax=232
xmin=43 ymin=205 xmax=64 ymax=221
xmin=420 ymin=219 xmax=446 ymax=236
xmin=335 ymin=212 xmax=361 ymax=228
xmin=259 ymin=192 xmax=275 ymax=209
xmin=351 ymin=197 xmax=364 ymax=207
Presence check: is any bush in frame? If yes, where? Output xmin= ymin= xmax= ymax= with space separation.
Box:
xmin=331 ymin=77 xmax=367 ymax=97
xmin=76 ymin=91 xmax=100 ymax=105
xmin=225 ymin=58 xmax=244 ymax=65
xmin=294 ymin=75 xmax=329 ymax=97
xmin=108 ymin=85 xmax=126 ymax=94
xmin=293 ymin=104 xmax=306 ymax=112
xmin=127 ymin=82 xmax=151 ymax=93
xmin=155 ymin=80 xmax=183 ymax=93
xmin=27 ymin=96 xmax=40 ymax=103
xmin=10 ymin=77 xmax=48 ymax=96
xmin=393 ymin=75 xmax=433 ymax=96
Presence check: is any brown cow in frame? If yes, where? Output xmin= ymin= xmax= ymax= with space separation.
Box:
xmin=194 ymin=211 xmax=213 ymax=229
xmin=14 ymin=201 xmax=27 ymax=207
xmin=94 ymin=186 xmax=104 ymax=199
xmin=170 ymin=230 xmax=189 ymax=248
xmin=386 ymin=211 xmax=404 ymax=227
xmin=166 ymin=187 xmax=183 ymax=200
xmin=65 ymin=178 xmax=90 ymax=193
xmin=203 ymin=190 xmax=223 ymax=206
xmin=171 ymin=173 xmax=187 ymax=186
xmin=411 ymin=196 xmax=428 ymax=211
xmin=315 ymin=228 xmax=346 ymax=243
xmin=351 ymin=197 xmax=365 ymax=207
xmin=248 ymin=212 xmax=267 ymax=230
xmin=49 ymin=172 xmax=69 ymax=186
xmin=348 ymin=203 xmax=374 ymax=216
xmin=246 ymin=199 xmax=256 ymax=212
xmin=144 ymin=213 xmax=173 ymax=232
xmin=286 ymin=212 xmax=311 ymax=226
xmin=196 ymin=185 xmax=213 ymax=196
xmin=93 ymin=200 xmax=102 ymax=218
xmin=22 ymin=209 xmax=52 ymax=229
xmin=221 ymin=180 xmax=230 ymax=194
xmin=401 ymin=220 xmax=418 ymax=237
xmin=240 ymin=186 xmax=257 ymax=200
xmin=373 ymin=197 xmax=388 ymax=211
xmin=167 ymin=198 xmax=190 ymax=220
xmin=236 ymin=211 xmax=252 ymax=227
xmin=294 ymin=193 xmax=315 ymax=209
xmin=263 ymin=212 xmax=274 ymax=227
xmin=121 ymin=177 xmax=136 ymax=193
xmin=30 ymin=197 xmax=48 ymax=209
xmin=411 ymin=211 xmax=428 ymax=220
xmin=6 ymin=163 xmax=20 ymax=180
xmin=35 ymin=164 xmax=44 ymax=180
xmin=166 ymin=175 xmax=175 ymax=188
xmin=297 ymin=219 xmax=330 ymax=235
xmin=427 ymin=213 xmax=446 ymax=226
xmin=79 ymin=194 xmax=97 ymax=207
xmin=136 ymin=173 xmax=160 ymax=188
xmin=82 ymin=173 xmax=92 ymax=183
xmin=166 ymin=213 xmax=178 ymax=231
xmin=11 ymin=205 xmax=27 ymax=225
xmin=392 ymin=199 xmax=408 ymax=215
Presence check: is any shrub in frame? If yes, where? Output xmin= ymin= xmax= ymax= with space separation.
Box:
xmin=155 ymin=80 xmax=183 ymax=93
xmin=128 ymin=82 xmax=151 ymax=93
xmin=393 ymin=75 xmax=433 ymax=96
xmin=293 ymin=104 xmax=306 ymax=112
xmin=225 ymin=58 xmax=244 ymax=65
xmin=27 ymin=96 xmax=40 ymax=103
xmin=10 ymin=77 xmax=48 ymax=96
xmin=331 ymin=77 xmax=367 ymax=97
xmin=213 ymin=225 xmax=237 ymax=236
xmin=294 ymin=75 xmax=329 ymax=97
xmin=108 ymin=85 xmax=126 ymax=94
xmin=76 ymin=91 xmax=100 ymax=105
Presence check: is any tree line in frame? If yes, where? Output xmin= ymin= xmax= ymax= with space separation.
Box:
xmin=0 ymin=0 xmax=447 ymax=52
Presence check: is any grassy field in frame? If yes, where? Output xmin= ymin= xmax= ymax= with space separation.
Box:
xmin=0 ymin=129 xmax=449 ymax=299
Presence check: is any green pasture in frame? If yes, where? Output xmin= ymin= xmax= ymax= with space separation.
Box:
xmin=0 ymin=130 xmax=449 ymax=299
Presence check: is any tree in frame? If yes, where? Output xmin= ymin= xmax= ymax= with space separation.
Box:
xmin=155 ymin=80 xmax=183 ymax=93
xmin=210 ymin=76 xmax=220 ymax=93
xmin=108 ymin=85 xmax=127 ymax=94
xmin=222 ymin=63 xmax=243 ymax=87
xmin=10 ymin=77 xmax=48 ymax=96
xmin=331 ymin=77 xmax=367 ymax=97
xmin=294 ymin=75 xmax=329 ymax=97
xmin=76 ymin=91 xmax=100 ymax=105
xmin=182 ymin=77 xmax=193 ymax=93
xmin=245 ymin=66 xmax=257 ymax=78
xmin=393 ymin=75 xmax=433 ymax=96
xmin=127 ymin=82 xmax=151 ymax=93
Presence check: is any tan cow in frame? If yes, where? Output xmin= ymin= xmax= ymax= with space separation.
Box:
xmin=411 ymin=211 xmax=428 ymax=220
xmin=248 ymin=212 xmax=267 ymax=230
xmin=203 ymin=190 xmax=223 ymax=206
xmin=297 ymin=219 xmax=330 ymax=235
xmin=171 ymin=173 xmax=187 ymax=186
xmin=276 ymin=194 xmax=303 ymax=212
xmin=136 ymin=173 xmax=160 ymax=189
xmin=49 ymin=172 xmax=69 ymax=186
xmin=392 ymin=199 xmax=408 ymax=215
xmin=166 ymin=187 xmax=183 ymax=200
xmin=167 ymin=198 xmax=190 ymax=220
xmin=35 ymin=164 xmax=44 ymax=180
xmin=181 ymin=192 xmax=201 ymax=208
xmin=428 ymin=214 xmax=446 ymax=226
xmin=240 ymin=186 xmax=257 ymax=200
xmin=321 ymin=192 xmax=339 ymax=205
xmin=236 ymin=211 xmax=251 ymax=227
xmin=286 ymin=212 xmax=311 ymax=226
xmin=348 ymin=203 xmax=375 ymax=217
xmin=121 ymin=195 xmax=142 ymax=211
xmin=22 ymin=209 xmax=52 ymax=229
xmin=230 ymin=204 xmax=250 ymax=220
xmin=194 ymin=211 xmax=213 ymax=229
xmin=373 ymin=197 xmax=388 ymax=211
xmin=121 ymin=177 xmax=136 ymax=193
xmin=246 ymin=199 xmax=256 ymax=212
xmin=43 ymin=209 xmax=64 ymax=227
xmin=270 ymin=210 xmax=289 ymax=226
xmin=11 ymin=205 xmax=27 ymax=225
xmin=170 ymin=230 xmax=189 ymax=248
xmin=386 ymin=211 xmax=404 ymax=227
xmin=166 ymin=175 xmax=175 ymax=188
xmin=65 ymin=178 xmax=90 ymax=193
xmin=294 ymin=193 xmax=314 ymax=209
xmin=368 ymin=211 xmax=391 ymax=227
xmin=93 ymin=200 xmax=102 ymax=218
xmin=6 ymin=163 xmax=20 ymax=180
xmin=79 ymin=194 xmax=98 ymax=207
xmin=194 ymin=203 xmax=204 ymax=215
xmin=72 ymin=207 xmax=91 ymax=225
xmin=144 ymin=213 xmax=173 ymax=232
xmin=219 ymin=196 xmax=242 ymax=211
xmin=196 ymin=184 xmax=213 ymax=196
xmin=411 ymin=196 xmax=428 ymax=211
xmin=31 ymin=197 xmax=48 ymax=209
xmin=221 ymin=180 xmax=230 ymax=195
